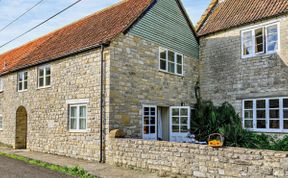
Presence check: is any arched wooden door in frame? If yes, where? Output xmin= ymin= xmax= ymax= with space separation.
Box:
xmin=15 ymin=106 xmax=27 ymax=149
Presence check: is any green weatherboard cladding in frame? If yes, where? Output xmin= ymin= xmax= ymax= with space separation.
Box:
xmin=128 ymin=0 xmax=199 ymax=59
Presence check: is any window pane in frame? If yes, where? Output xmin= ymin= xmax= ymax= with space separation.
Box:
xmin=256 ymin=100 xmax=265 ymax=109
xmin=18 ymin=73 xmax=23 ymax=82
xmin=269 ymin=99 xmax=279 ymax=108
xmin=168 ymin=62 xmax=175 ymax=73
xmin=39 ymin=68 xmax=44 ymax=77
xmin=243 ymin=31 xmax=253 ymax=55
xmin=257 ymin=120 xmax=266 ymax=129
xmin=267 ymin=42 xmax=277 ymax=52
xmin=270 ymin=120 xmax=279 ymax=129
xmin=255 ymin=28 xmax=264 ymax=53
xmin=168 ymin=51 xmax=174 ymax=62
xmin=24 ymin=72 xmax=28 ymax=80
xmin=70 ymin=118 xmax=77 ymax=129
xmin=150 ymin=117 xmax=155 ymax=124
xmin=79 ymin=106 xmax=86 ymax=117
xmin=269 ymin=110 xmax=279 ymax=118
xmin=144 ymin=117 xmax=149 ymax=124
xmin=181 ymin=126 xmax=188 ymax=133
xmin=244 ymin=120 xmax=253 ymax=128
xmin=160 ymin=60 xmax=166 ymax=70
xmin=46 ymin=76 xmax=51 ymax=86
xmin=244 ymin=110 xmax=253 ymax=118
xmin=267 ymin=25 xmax=277 ymax=34
xmin=39 ymin=78 xmax=44 ymax=87
xmin=267 ymin=25 xmax=278 ymax=52
xmin=284 ymin=99 xmax=288 ymax=108
xmin=177 ymin=65 xmax=182 ymax=75
xmin=79 ymin=119 xmax=86 ymax=130
xmin=172 ymin=109 xmax=179 ymax=116
xmin=144 ymin=126 xmax=149 ymax=134
xmin=160 ymin=49 xmax=166 ymax=59
xmin=257 ymin=110 xmax=265 ymax=118
xmin=177 ymin=55 xmax=182 ymax=64
xmin=18 ymin=82 xmax=22 ymax=91
xmin=284 ymin=110 xmax=288 ymax=118
xmin=46 ymin=67 xmax=51 ymax=75
xmin=181 ymin=117 xmax=188 ymax=125
xmin=244 ymin=101 xmax=253 ymax=109
xmin=181 ymin=109 xmax=188 ymax=116
xmin=284 ymin=120 xmax=288 ymax=129
xmin=172 ymin=125 xmax=179 ymax=132
xmin=172 ymin=117 xmax=179 ymax=125
xmin=150 ymin=126 xmax=155 ymax=133
xmin=70 ymin=106 xmax=77 ymax=117
xmin=24 ymin=81 xmax=28 ymax=90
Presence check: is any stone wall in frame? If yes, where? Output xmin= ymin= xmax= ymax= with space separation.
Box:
xmin=199 ymin=15 xmax=288 ymax=115
xmin=107 ymin=138 xmax=288 ymax=178
xmin=108 ymin=34 xmax=199 ymax=138
xmin=0 ymin=48 xmax=109 ymax=161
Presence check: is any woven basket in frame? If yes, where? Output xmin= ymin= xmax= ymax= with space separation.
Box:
xmin=208 ymin=133 xmax=224 ymax=148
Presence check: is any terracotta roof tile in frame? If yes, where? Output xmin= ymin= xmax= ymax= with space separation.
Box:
xmin=0 ymin=0 xmax=154 ymax=75
xmin=197 ymin=0 xmax=288 ymax=36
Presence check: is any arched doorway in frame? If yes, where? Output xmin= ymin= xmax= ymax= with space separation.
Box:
xmin=15 ymin=106 xmax=27 ymax=149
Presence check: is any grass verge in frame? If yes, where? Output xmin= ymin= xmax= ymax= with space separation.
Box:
xmin=0 ymin=152 xmax=97 ymax=178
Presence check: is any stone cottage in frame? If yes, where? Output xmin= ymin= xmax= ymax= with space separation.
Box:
xmin=0 ymin=0 xmax=199 ymax=161
xmin=197 ymin=0 xmax=288 ymax=134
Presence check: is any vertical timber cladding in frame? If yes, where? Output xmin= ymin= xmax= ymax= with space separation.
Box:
xmin=129 ymin=0 xmax=199 ymax=59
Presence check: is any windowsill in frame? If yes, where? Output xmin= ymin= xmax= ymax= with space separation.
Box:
xmin=18 ymin=90 xmax=28 ymax=93
xmin=242 ymin=51 xmax=278 ymax=59
xmin=159 ymin=69 xmax=184 ymax=77
xmin=246 ymin=128 xmax=288 ymax=133
xmin=69 ymin=129 xmax=89 ymax=133
xmin=37 ymin=85 xmax=51 ymax=90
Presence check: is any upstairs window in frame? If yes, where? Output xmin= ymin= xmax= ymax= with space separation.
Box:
xmin=18 ymin=71 xmax=28 ymax=92
xmin=159 ymin=48 xmax=183 ymax=75
xmin=0 ymin=78 xmax=3 ymax=92
xmin=241 ymin=23 xmax=279 ymax=58
xmin=38 ymin=65 xmax=51 ymax=88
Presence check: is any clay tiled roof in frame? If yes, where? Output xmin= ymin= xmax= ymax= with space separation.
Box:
xmin=0 ymin=0 xmax=154 ymax=75
xmin=197 ymin=0 xmax=288 ymax=36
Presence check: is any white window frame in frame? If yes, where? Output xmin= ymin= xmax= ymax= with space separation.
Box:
xmin=159 ymin=47 xmax=184 ymax=76
xmin=0 ymin=78 xmax=3 ymax=92
xmin=18 ymin=71 xmax=28 ymax=92
xmin=242 ymin=97 xmax=288 ymax=133
xmin=68 ymin=104 xmax=88 ymax=132
xmin=241 ymin=22 xmax=280 ymax=59
xmin=38 ymin=65 xmax=51 ymax=88
xmin=142 ymin=105 xmax=157 ymax=140
xmin=0 ymin=114 xmax=3 ymax=130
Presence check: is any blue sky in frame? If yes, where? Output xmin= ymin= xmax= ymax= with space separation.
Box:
xmin=0 ymin=0 xmax=211 ymax=53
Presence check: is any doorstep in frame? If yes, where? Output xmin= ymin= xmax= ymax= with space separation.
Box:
xmin=0 ymin=147 xmax=159 ymax=178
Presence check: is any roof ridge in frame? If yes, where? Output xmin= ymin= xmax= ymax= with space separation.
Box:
xmin=0 ymin=0 xmax=128 ymax=56
xmin=195 ymin=0 xmax=218 ymax=32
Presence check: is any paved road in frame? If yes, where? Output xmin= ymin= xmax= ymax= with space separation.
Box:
xmin=0 ymin=156 xmax=75 ymax=178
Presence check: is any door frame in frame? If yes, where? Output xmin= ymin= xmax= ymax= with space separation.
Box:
xmin=169 ymin=106 xmax=191 ymax=142
xmin=142 ymin=105 xmax=157 ymax=140
xmin=15 ymin=106 xmax=28 ymax=149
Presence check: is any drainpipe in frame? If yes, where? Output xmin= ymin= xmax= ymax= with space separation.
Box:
xmin=99 ymin=44 xmax=104 ymax=163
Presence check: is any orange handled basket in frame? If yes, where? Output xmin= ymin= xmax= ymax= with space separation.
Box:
xmin=208 ymin=133 xmax=224 ymax=148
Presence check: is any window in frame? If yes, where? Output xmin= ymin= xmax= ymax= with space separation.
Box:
xmin=0 ymin=115 xmax=2 ymax=130
xmin=0 ymin=78 xmax=3 ymax=92
xmin=38 ymin=65 xmax=51 ymax=88
xmin=159 ymin=48 xmax=183 ymax=75
xmin=241 ymin=23 xmax=279 ymax=58
xmin=243 ymin=98 xmax=288 ymax=132
xmin=69 ymin=104 xmax=87 ymax=131
xmin=171 ymin=107 xmax=189 ymax=133
xmin=143 ymin=106 xmax=156 ymax=136
xmin=18 ymin=71 xmax=28 ymax=91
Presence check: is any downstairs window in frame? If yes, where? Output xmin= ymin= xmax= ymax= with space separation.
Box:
xmin=243 ymin=97 xmax=288 ymax=132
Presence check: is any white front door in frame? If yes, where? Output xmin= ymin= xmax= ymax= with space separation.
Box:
xmin=170 ymin=106 xmax=190 ymax=142
xmin=142 ymin=105 xmax=157 ymax=140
